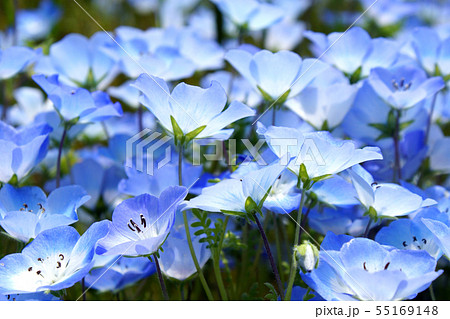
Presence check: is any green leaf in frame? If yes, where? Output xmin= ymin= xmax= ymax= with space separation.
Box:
xmin=194 ymin=230 xmax=205 ymax=236
xmin=190 ymin=222 xmax=202 ymax=228
xmin=185 ymin=125 xmax=207 ymax=144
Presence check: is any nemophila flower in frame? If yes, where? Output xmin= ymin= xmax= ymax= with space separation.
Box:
xmin=0 ymin=46 xmax=37 ymax=80
xmin=85 ymin=256 xmax=155 ymax=293
xmin=309 ymin=205 xmax=370 ymax=237
xmin=430 ymin=135 xmax=450 ymax=174
xmin=225 ymin=49 xmax=328 ymax=102
xmin=231 ymin=162 xmax=300 ymax=214
xmin=0 ymin=292 xmax=59 ymax=301
xmin=45 ymin=158 xmax=125 ymax=210
xmin=211 ymin=0 xmax=284 ymax=31
xmin=32 ymin=74 xmax=123 ymax=124
xmin=257 ymin=124 xmax=382 ymax=182
xmin=348 ymin=165 xmax=436 ymax=218
xmin=367 ymin=65 xmax=445 ymax=110
xmin=108 ymin=81 xmax=141 ymax=109
xmin=376 ymin=207 xmax=448 ymax=259
xmin=310 ymin=175 xmax=359 ymax=207
xmin=422 ymin=217 xmax=450 ymax=260
xmin=285 ymin=66 xmax=358 ymax=130
xmin=184 ymin=157 xmax=287 ymax=216
xmin=16 ymin=0 xmax=61 ymax=43
xmin=304 ymin=27 xmax=399 ymax=78
xmin=34 ymin=33 xmax=118 ymax=89
xmin=410 ymin=27 xmax=450 ymax=77
xmin=360 ymin=0 xmax=417 ymax=27
xmin=132 ymin=74 xmax=254 ymax=144
xmin=0 ymin=222 xmax=109 ymax=294
xmin=0 ymin=184 xmax=89 ymax=243
xmin=119 ymin=156 xmax=202 ymax=197
xmin=342 ymin=80 xmax=428 ymax=144
xmin=200 ymin=71 xmax=262 ymax=108
xmin=364 ymin=130 xmax=429 ymax=181
xmin=302 ymin=232 xmax=443 ymax=301
xmin=0 ymin=122 xmax=52 ymax=183
xmin=159 ymin=213 xmax=211 ymax=280
xmin=7 ymin=87 xmax=53 ymax=126
xmin=96 ymin=186 xmax=188 ymax=257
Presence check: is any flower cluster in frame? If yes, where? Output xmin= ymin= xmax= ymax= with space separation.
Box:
xmin=0 ymin=0 xmax=449 ymax=302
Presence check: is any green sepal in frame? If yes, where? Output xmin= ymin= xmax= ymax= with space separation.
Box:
xmin=170 ymin=115 xmax=185 ymax=146
xmin=245 ymin=196 xmax=258 ymax=214
xmin=349 ymin=66 xmax=362 ymax=84
xmin=185 ymin=125 xmax=207 ymax=144
xmin=257 ymin=85 xmax=274 ymax=102
xmin=220 ymin=210 xmax=247 ymax=218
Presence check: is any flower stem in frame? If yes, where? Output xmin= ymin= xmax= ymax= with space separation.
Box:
xmin=254 ymin=213 xmax=284 ymax=300
xmin=425 ymin=92 xmax=438 ymax=144
xmin=213 ymin=216 xmax=229 ymax=301
xmin=363 ymin=218 xmax=373 ymax=238
xmin=81 ymin=278 xmax=86 ymax=301
xmin=152 ymin=254 xmax=169 ymax=300
xmin=178 ymin=144 xmax=214 ymax=300
xmin=393 ymin=109 xmax=402 ymax=183
xmin=55 ymin=126 xmax=68 ymax=188
xmin=273 ymin=214 xmax=285 ymax=283
xmin=285 ymin=188 xmax=306 ymax=300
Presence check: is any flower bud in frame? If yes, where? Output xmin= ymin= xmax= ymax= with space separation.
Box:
xmin=294 ymin=241 xmax=319 ymax=272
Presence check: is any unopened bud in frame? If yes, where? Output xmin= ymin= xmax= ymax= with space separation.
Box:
xmin=294 ymin=241 xmax=319 ymax=272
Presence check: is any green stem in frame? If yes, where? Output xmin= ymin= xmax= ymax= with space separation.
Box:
xmin=182 ymin=211 xmax=214 ymax=301
xmin=285 ymin=188 xmax=306 ymax=300
xmin=212 ymin=216 xmax=229 ymax=300
xmin=178 ymin=144 xmax=214 ymax=300
xmin=393 ymin=109 xmax=402 ymax=183
xmin=273 ymin=214 xmax=285 ymax=283
xmin=363 ymin=219 xmax=373 ymax=238
xmin=254 ymin=213 xmax=284 ymax=300
xmin=429 ymin=284 xmax=436 ymax=301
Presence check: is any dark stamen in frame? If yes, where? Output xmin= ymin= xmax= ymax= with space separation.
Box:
xmin=37 ymin=258 xmax=43 ymax=263
xmin=413 ymin=236 xmax=417 ymax=242
xmin=140 ymin=214 xmax=147 ymax=228
xmin=59 ymin=254 xmax=64 ymax=261
xmin=130 ymin=219 xmax=142 ymax=233
xmin=128 ymin=223 xmax=135 ymax=232
xmin=402 ymin=241 xmax=407 ymax=247
xmin=56 ymin=262 xmax=61 ymax=269
xmin=28 ymin=267 xmax=32 ymax=272
xmin=384 ymin=262 xmax=390 ymax=270
xmin=422 ymin=238 xmax=427 ymax=244
xmin=363 ymin=262 xmax=368 ymax=271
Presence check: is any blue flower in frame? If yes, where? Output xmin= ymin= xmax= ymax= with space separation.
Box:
xmin=0 ymin=46 xmax=37 ymax=80
xmin=348 ymin=165 xmax=436 ymax=217
xmin=376 ymin=207 xmax=449 ymax=259
xmin=0 ymin=184 xmax=89 ymax=243
xmin=34 ymin=33 xmax=117 ymax=89
xmin=0 ymin=222 xmax=109 ymax=294
xmin=185 ymin=157 xmax=287 ymax=215
xmin=367 ymin=65 xmax=445 ymax=110
xmin=119 ymin=155 xmax=202 ymax=197
xmin=132 ymin=75 xmax=254 ymax=143
xmin=7 ymin=87 xmax=53 ymax=126
xmin=84 ymin=256 xmax=155 ymax=293
xmin=285 ymin=66 xmax=357 ymax=130
xmin=225 ymin=48 xmax=328 ymax=102
xmin=159 ymin=212 xmax=211 ymax=280
xmin=304 ymin=27 xmax=399 ymax=77
xmin=16 ymin=0 xmax=61 ymax=43
xmin=302 ymin=232 xmax=443 ymax=300
xmin=32 ymin=74 xmax=123 ymax=124
xmin=0 ymin=292 xmax=59 ymax=301
xmin=231 ymin=162 xmax=300 ymax=214
xmin=257 ymin=124 xmax=382 ymax=180
xmin=410 ymin=27 xmax=450 ymax=76
xmin=308 ymin=205 xmax=370 ymax=237
xmin=211 ymin=0 xmax=284 ymax=31
xmin=422 ymin=217 xmax=450 ymax=260
xmin=0 ymin=122 xmax=52 ymax=183
xmin=96 ymin=186 xmax=188 ymax=257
